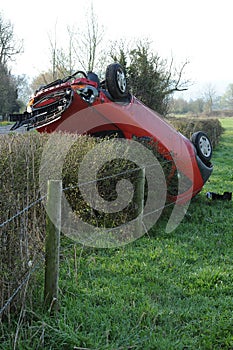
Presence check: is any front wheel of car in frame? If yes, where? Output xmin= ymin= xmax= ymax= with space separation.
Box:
xmin=105 ymin=63 xmax=128 ymax=100
xmin=191 ymin=131 xmax=212 ymax=163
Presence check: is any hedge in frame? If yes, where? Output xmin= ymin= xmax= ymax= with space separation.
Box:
xmin=0 ymin=133 xmax=144 ymax=318
xmin=168 ymin=117 xmax=224 ymax=148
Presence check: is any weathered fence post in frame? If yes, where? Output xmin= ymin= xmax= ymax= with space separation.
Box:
xmin=44 ymin=180 xmax=62 ymax=312
xmin=134 ymin=167 xmax=145 ymax=235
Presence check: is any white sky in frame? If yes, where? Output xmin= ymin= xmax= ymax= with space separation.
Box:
xmin=1 ymin=0 xmax=233 ymax=98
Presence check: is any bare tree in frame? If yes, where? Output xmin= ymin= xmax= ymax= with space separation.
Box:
xmin=47 ymin=21 xmax=59 ymax=80
xmin=71 ymin=4 xmax=105 ymax=72
xmin=0 ymin=13 xmax=23 ymax=65
xmin=202 ymin=83 xmax=217 ymax=114
xmin=221 ymin=83 xmax=233 ymax=110
xmin=47 ymin=3 xmax=105 ymax=79
xmin=164 ymin=58 xmax=190 ymax=94
xmin=30 ymin=71 xmax=55 ymax=93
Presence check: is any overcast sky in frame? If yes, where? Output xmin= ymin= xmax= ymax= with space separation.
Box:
xmin=1 ymin=0 xmax=233 ymax=98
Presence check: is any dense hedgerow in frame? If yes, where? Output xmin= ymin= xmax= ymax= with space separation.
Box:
xmin=168 ymin=117 xmax=223 ymax=148
xmin=0 ymin=133 xmax=82 ymax=317
xmin=0 ymin=132 xmax=148 ymax=318
xmin=62 ymin=136 xmax=174 ymax=232
xmin=0 ymin=133 xmax=47 ymax=318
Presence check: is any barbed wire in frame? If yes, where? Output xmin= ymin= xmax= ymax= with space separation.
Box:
xmin=0 ymin=156 xmax=179 ymax=314
xmin=62 ymin=159 xmax=172 ymax=192
xmin=62 ymin=166 xmax=141 ymax=192
xmin=0 ymin=257 xmax=44 ymax=317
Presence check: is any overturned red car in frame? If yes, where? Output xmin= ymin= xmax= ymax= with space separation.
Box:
xmin=10 ymin=63 xmax=213 ymax=204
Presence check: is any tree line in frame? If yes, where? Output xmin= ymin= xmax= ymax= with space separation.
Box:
xmin=172 ymin=84 xmax=233 ymax=116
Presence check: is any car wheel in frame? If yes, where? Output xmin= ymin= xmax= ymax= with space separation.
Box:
xmin=191 ymin=131 xmax=212 ymax=163
xmin=105 ymin=63 xmax=128 ymax=100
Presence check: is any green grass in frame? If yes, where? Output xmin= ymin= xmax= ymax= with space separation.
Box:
xmin=0 ymin=121 xmax=12 ymax=126
xmin=204 ymin=118 xmax=233 ymax=193
xmin=1 ymin=119 xmax=233 ymax=350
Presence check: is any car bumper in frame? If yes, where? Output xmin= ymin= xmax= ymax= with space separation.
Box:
xmin=195 ymin=154 xmax=213 ymax=184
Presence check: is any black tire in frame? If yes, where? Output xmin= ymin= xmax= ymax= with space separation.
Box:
xmin=105 ymin=63 xmax=128 ymax=100
xmin=191 ymin=131 xmax=212 ymax=162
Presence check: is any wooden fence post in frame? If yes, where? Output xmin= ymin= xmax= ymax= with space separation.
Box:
xmin=134 ymin=167 xmax=145 ymax=235
xmin=44 ymin=180 xmax=62 ymax=312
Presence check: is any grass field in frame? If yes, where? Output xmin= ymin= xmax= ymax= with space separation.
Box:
xmin=1 ymin=119 xmax=233 ymax=350
xmin=0 ymin=121 xmax=12 ymax=126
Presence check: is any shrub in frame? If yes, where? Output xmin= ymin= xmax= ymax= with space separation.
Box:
xmin=0 ymin=133 xmax=148 ymax=318
xmin=0 ymin=133 xmax=47 ymax=318
xmin=168 ymin=117 xmax=224 ymax=148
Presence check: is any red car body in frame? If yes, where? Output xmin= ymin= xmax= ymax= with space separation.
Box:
xmin=10 ymin=64 xmax=213 ymax=204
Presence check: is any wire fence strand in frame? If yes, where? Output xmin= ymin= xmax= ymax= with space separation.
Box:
xmin=62 ymin=159 xmax=171 ymax=192
xmin=0 ymin=257 xmax=44 ymax=317
xmin=0 ymin=195 xmax=46 ymax=228
xmin=0 ymin=157 xmax=179 ymax=315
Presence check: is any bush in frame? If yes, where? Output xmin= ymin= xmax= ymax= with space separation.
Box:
xmin=167 ymin=117 xmax=224 ymax=148
xmin=0 ymin=133 xmax=149 ymax=318
xmin=0 ymin=133 xmax=47 ymax=318
xmin=0 ymin=133 xmax=82 ymax=317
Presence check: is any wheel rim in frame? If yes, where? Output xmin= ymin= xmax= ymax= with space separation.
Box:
xmin=116 ymin=69 xmax=126 ymax=93
xmin=199 ymin=135 xmax=212 ymax=158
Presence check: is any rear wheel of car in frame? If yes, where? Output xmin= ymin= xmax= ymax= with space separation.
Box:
xmin=105 ymin=63 xmax=128 ymax=100
xmin=191 ymin=131 xmax=212 ymax=163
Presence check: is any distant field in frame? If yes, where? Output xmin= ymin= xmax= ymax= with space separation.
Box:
xmin=170 ymin=112 xmax=233 ymax=119
xmin=0 ymin=121 xmax=12 ymax=126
